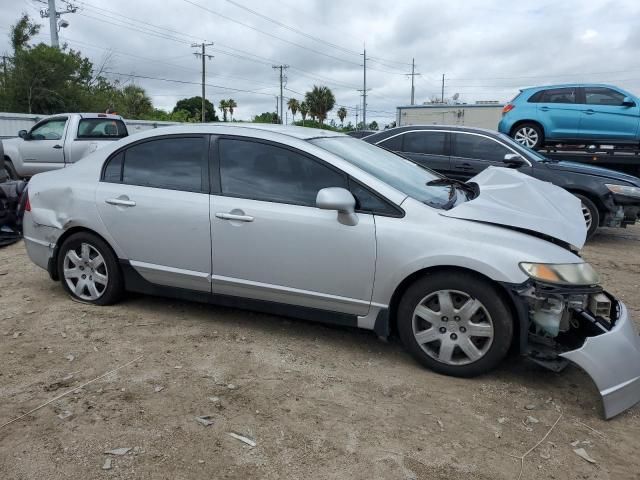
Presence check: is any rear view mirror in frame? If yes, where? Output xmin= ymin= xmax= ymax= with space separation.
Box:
xmin=622 ymin=96 xmax=636 ymax=107
xmin=503 ymin=153 xmax=526 ymax=168
xmin=18 ymin=130 xmax=28 ymax=139
xmin=316 ymin=187 xmax=358 ymax=226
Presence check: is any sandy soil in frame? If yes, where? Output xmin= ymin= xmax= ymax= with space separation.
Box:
xmin=1 ymin=226 xmax=639 ymax=480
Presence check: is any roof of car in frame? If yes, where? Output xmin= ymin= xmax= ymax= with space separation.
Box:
xmin=364 ymin=124 xmax=502 ymax=139
xmin=126 ymin=123 xmax=347 ymax=141
xmin=519 ymin=83 xmax=628 ymax=92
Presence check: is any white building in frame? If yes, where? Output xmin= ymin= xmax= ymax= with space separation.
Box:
xmin=396 ymin=102 xmax=504 ymax=130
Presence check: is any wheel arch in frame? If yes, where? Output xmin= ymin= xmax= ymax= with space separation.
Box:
xmin=48 ymin=226 xmax=120 ymax=281
xmin=564 ymin=188 xmax=605 ymax=220
xmin=509 ymin=119 xmax=545 ymax=139
xmin=386 ymin=265 xmax=525 ymax=353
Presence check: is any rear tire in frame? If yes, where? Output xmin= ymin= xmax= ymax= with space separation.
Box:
xmin=397 ymin=271 xmax=513 ymax=378
xmin=512 ymin=123 xmax=544 ymax=149
xmin=57 ymin=232 xmax=123 ymax=305
xmin=574 ymin=194 xmax=600 ymax=239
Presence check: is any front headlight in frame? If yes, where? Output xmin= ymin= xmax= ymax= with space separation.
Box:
xmin=519 ymin=262 xmax=599 ymax=285
xmin=605 ymin=184 xmax=640 ymax=199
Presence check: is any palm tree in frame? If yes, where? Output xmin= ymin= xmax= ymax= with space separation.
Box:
xmin=219 ymin=99 xmax=229 ymax=122
xmin=299 ymin=101 xmax=309 ymax=127
xmin=287 ymin=98 xmax=300 ymax=123
xmin=304 ymin=85 xmax=335 ymax=126
xmin=227 ymin=99 xmax=237 ymax=121
xmin=337 ymin=107 xmax=347 ymax=127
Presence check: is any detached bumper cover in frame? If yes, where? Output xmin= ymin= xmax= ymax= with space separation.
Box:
xmin=560 ymin=301 xmax=640 ymax=419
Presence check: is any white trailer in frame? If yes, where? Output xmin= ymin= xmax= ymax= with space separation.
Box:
xmin=396 ymin=103 xmax=504 ymax=130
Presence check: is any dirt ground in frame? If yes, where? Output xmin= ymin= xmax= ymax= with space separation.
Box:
xmin=1 ymin=226 xmax=639 ymax=480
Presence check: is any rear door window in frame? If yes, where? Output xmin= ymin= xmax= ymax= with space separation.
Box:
xmin=403 ymin=131 xmax=448 ymax=156
xmin=540 ymin=88 xmax=577 ymax=104
xmin=452 ymin=133 xmax=511 ymax=162
xmin=78 ymin=118 xmax=128 ymax=139
xmin=584 ymin=87 xmax=626 ymax=106
xmin=106 ymin=136 xmax=208 ymax=192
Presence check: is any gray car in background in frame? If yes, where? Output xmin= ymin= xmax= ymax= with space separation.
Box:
xmin=21 ymin=124 xmax=640 ymax=418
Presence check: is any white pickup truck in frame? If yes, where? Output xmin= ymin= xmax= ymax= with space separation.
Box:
xmin=1 ymin=113 xmax=128 ymax=179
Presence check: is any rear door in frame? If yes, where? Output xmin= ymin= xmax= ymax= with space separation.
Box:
xmin=578 ymin=86 xmax=640 ymax=140
xmin=400 ymin=131 xmax=452 ymax=175
xmin=18 ymin=116 xmax=68 ymax=174
xmin=96 ymin=135 xmax=212 ymax=292
xmin=534 ymin=87 xmax=581 ymax=139
xmin=450 ymin=132 xmax=526 ymax=180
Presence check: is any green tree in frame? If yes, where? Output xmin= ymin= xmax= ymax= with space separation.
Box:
xmin=173 ymin=96 xmax=218 ymax=122
xmin=304 ymin=85 xmax=335 ymax=126
xmin=11 ymin=13 xmax=40 ymax=51
xmin=253 ymin=112 xmax=279 ymax=124
xmin=287 ymin=98 xmax=300 ymax=123
xmin=219 ymin=99 xmax=229 ymax=122
xmin=299 ymin=101 xmax=309 ymax=126
xmin=227 ymin=98 xmax=237 ymax=121
xmin=115 ymin=85 xmax=153 ymax=119
xmin=368 ymin=120 xmax=379 ymax=131
xmin=337 ymin=107 xmax=347 ymax=126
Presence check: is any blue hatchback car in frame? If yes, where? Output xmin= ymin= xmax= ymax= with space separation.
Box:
xmin=498 ymin=84 xmax=640 ymax=149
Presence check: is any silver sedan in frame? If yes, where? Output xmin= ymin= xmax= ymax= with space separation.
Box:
xmin=21 ymin=124 xmax=640 ymax=418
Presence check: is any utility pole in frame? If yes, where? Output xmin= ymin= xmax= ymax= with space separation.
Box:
xmin=39 ymin=0 xmax=77 ymax=48
xmin=272 ymin=65 xmax=288 ymax=125
xmin=192 ymin=42 xmax=214 ymax=122
xmin=441 ymin=73 xmax=445 ymax=103
xmin=407 ymin=58 xmax=420 ymax=105
xmin=360 ymin=48 xmax=371 ymax=128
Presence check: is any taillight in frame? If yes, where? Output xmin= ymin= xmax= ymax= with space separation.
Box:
xmin=24 ymin=192 xmax=31 ymax=212
xmin=502 ymin=103 xmax=515 ymax=115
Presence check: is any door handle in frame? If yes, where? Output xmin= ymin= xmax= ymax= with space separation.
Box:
xmin=105 ymin=198 xmax=136 ymax=207
xmin=584 ymin=109 xmax=595 ymax=115
xmin=454 ymin=163 xmax=473 ymax=170
xmin=53 ymin=144 xmax=63 ymax=149
xmin=215 ymin=212 xmax=254 ymax=222
xmin=539 ymin=106 xmax=549 ymax=112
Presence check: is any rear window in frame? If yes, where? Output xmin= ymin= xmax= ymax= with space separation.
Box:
xmin=77 ymin=118 xmax=128 ymax=139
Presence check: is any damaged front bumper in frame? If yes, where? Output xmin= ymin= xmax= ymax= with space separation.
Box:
xmin=510 ymin=282 xmax=640 ymax=419
xmin=560 ymin=300 xmax=640 ymax=419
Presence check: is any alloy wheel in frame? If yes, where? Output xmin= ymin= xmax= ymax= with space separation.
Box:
xmin=63 ymin=243 xmax=109 ymax=301
xmin=514 ymin=127 xmax=539 ymax=148
xmin=581 ymin=202 xmax=593 ymax=231
xmin=412 ymin=289 xmax=494 ymax=366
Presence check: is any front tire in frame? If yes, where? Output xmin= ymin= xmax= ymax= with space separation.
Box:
xmin=397 ymin=272 xmax=513 ymax=377
xmin=512 ymin=123 xmax=543 ymax=149
xmin=574 ymin=194 xmax=600 ymax=239
xmin=57 ymin=232 xmax=123 ymax=305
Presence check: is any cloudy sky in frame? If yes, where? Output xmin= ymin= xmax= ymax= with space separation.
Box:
xmin=2 ymin=0 xmax=640 ymax=126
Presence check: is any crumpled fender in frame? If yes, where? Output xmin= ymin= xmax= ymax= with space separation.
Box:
xmin=560 ymin=300 xmax=640 ymax=419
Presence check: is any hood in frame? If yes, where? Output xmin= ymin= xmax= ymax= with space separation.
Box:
xmin=441 ymin=167 xmax=587 ymax=249
xmin=546 ymin=160 xmax=640 ymax=186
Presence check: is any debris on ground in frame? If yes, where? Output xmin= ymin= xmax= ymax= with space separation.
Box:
xmin=209 ymin=396 xmax=220 ymax=403
xmin=227 ymin=383 xmax=237 ymax=390
xmin=498 ymin=417 xmax=508 ymax=424
xmin=12 ymin=331 xmax=22 ymax=339
xmin=526 ymin=416 xmax=540 ymax=424
xmin=227 ymin=432 xmax=256 ymax=447
xmin=104 ymin=447 xmax=131 ymax=456
xmin=524 ymin=404 xmax=536 ymax=410
xmin=195 ymin=415 xmax=215 ymax=427
xmin=573 ymin=447 xmax=597 ymax=464
xmin=66 ymin=354 xmax=75 ymax=362
xmin=44 ymin=374 xmax=74 ymax=392
xmin=154 ymin=386 xmax=164 ymax=393
xmin=57 ymin=410 xmax=73 ymax=420
xmin=102 ymin=458 xmax=112 ymax=470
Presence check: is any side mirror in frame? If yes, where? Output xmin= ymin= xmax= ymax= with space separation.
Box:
xmin=316 ymin=187 xmax=358 ymax=226
xmin=18 ymin=130 xmax=28 ymax=139
xmin=503 ymin=153 xmax=526 ymax=168
xmin=622 ymin=96 xmax=636 ymax=107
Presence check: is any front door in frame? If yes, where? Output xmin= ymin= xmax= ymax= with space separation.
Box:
xmin=210 ymin=137 xmax=376 ymax=316
xmin=19 ymin=116 xmax=68 ymax=175
xmin=96 ymin=135 xmax=212 ymax=292
xmin=578 ymin=86 xmax=640 ymax=141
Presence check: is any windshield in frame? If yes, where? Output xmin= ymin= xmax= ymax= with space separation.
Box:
xmin=309 ymin=136 xmax=466 ymax=209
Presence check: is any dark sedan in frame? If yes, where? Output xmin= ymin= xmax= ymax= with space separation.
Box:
xmin=364 ymin=126 xmax=640 ymax=238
